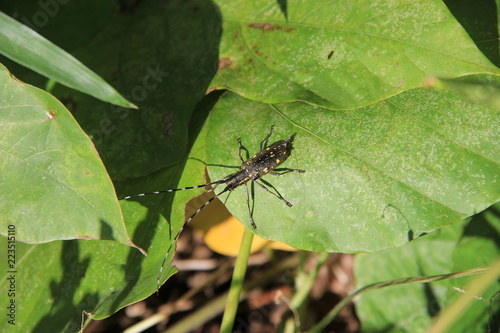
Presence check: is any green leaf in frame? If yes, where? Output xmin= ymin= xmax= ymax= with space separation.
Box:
xmin=353 ymin=203 xmax=500 ymax=332
xmin=0 ymin=11 xmax=135 ymax=108
xmin=0 ymin=218 xmax=177 ymax=332
xmin=198 ymin=89 xmax=500 ymax=252
xmin=0 ymin=64 xmax=133 ymax=247
xmin=211 ymin=0 xmax=500 ymax=109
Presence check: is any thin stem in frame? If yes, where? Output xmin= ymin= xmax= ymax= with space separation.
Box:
xmin=282 ymin=252 xmax=330 ymax=332
xmin=428 ymin=260 xmax=500 ymax=333
xmin=160 ymin=254 xmax=299 ymax=333
xmin=308 ymin=266 xmax=490 ymax=333
xmin=220 ymin=227 xmax=254 ymax=333
xmin=292 ymin=252 xmax=330 ymax=309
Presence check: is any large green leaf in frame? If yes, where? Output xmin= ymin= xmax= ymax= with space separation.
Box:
xmin=211 ymin=0 xmax=500 ymax=109
xmin=354 ymin=203 xmax=500 ymax=332
xmin=0 ymin=199 xmax=177 ymax=332
xmin=195 ymin=89 xmax=500 ymax=252
xmin=0 ymin=64 xmax=134 ymax=246
xmin=0 ymin=11 xmax=135 ymax=108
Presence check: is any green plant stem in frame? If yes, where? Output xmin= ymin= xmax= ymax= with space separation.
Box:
xmin=283 ymin=252 xmax=330 ymax=332
xmin=308 ymin=266 xmax=489 ymax=333
xmin=220 ymin=227 xmax=254 ymax=333
xmin=160 ymin=254 xmax=299 ymax=333
xmin=292 ymin=252 xmax=330 ymax=308
xmin=427 ymin=260 xmax=500 ymax=333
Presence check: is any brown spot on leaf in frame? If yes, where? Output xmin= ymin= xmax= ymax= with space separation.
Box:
xmin=78 ymin=235 xmax=93 ymax=240
xmin=46 ymin=111 xmax=56 ymax=120
xmin=248 ymin=23 xmax=274 ymax=31
xmin=218 ymin=57 xmax=233 ymax=70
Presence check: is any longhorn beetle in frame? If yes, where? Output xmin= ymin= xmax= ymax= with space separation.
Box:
xmin=119 ymin=125 xmax=305 ymax=288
